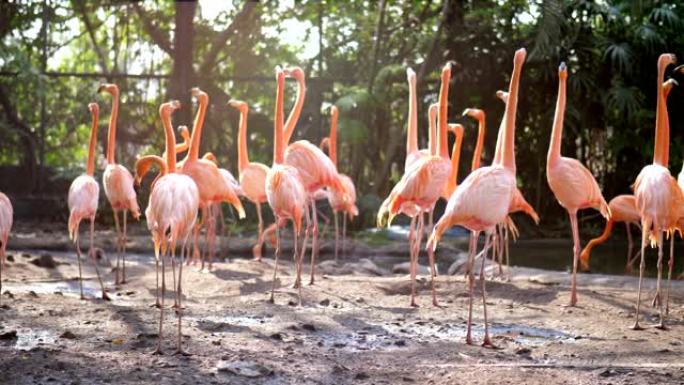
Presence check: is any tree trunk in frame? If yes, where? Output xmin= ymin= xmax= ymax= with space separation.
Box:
xmin=169 ymin=1 xmax=196 ymax=126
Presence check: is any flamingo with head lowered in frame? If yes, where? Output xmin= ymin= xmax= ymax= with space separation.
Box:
xmin=98 ymin=83 xmax=140 ymax=285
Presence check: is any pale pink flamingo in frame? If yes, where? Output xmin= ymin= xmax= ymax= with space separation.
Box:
xmin=0 ymin=191 xmax=12 ymax=304
xmin=180 ymin=87 xmax=245 ymax=271
xmin=98 ymin=83 xmax=140 ymax=285
xmin=632 ymin=54 xmax=683 ymax=329
xmin=380 ymin=63 xmax=454 ymax=307
xmin=282 ymin=67 xmax=345 ymax=286
xmin=579 ymin=195 xmax=641 ymax=272
xmin=320 ymin=105 xmax=359 ymax=261
xmin=67 ymin=102 xmax=109 ymax=300
xmin=228 ymin=99 xmax=272 ymax=261
xmin=428 ymin=48 xmax=527 ymax=346
xmin=146 ymin=100 xmax=199 ymax=355
xmin=546 ymin=62 xmax=610 ymax=307
xmin=266 ymin=67 xmax=308 ymax=303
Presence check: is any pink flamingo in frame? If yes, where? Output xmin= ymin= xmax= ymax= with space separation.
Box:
xmin=98 ymin=84 xmax=140 ymax=285
xmin=266 ymin=67 xmax=308 ymax=303
xmin=67 ymin=102 xmax=109 ymax=300
xmin=146 ymin=100 xmax=199 ymax=355
xmin=282 ymin=67 xmax=345 ymax=286
xmin=546 ymin=62 xmax=610 ymax=307
xmin=180 ymin=88 xmax=245 ymax=271
xmin=428 ymin=48 xmax=527 ymax=346
xmin=380 ymin=63 xmax=454 ymax=307
xmin=632 ymin=56 xmax=682 ymax=329
xmin=228 ymin=99 xmax=271 ymax=261
xmin=0 ymin=191 xmax=12 ymax=304
xmin=320 ymin=105 xmax=359 ymax=260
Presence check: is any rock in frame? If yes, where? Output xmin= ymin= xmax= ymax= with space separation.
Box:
xmin=319 ymin=298 xmax=330 ymax=307
xmin=515 ymin=347 xmax=531 ymax=355
xmin=392 ymin=262 xmax=429 ymax=275
xmin=354 ymin=372 xmax=369 ymax=380
xmin=394 ymin=340 xmax=406 ymax=346
xmin=27 ymin=291 xmax=38 ymax=298
xmin=355 ymin=258 xmax=391 ymax=276
xmin=447 ymin=259 xmax=469 ymax=275
xmin=30 ymin=253 xmax=57 ymax=269
xmin=301 ymin=323 xmax=316 ymax=332
xmin=60 ymin=331 xmax=77 ymax=339
xmin=317 ymin=260 xmax=340 ymax=275
xmin=216 ymin=360 xmax=272 ymax=378
xmin=6 ymin=254 xmax=13 ymax=262
xmin=269 ymin=333 xmax=283 ymax=340
xmin=0 ymin=330 xmax=17 ymax=340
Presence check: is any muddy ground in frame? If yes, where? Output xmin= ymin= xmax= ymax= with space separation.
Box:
xmin=1 ymin=226 xmax=684 ymax=385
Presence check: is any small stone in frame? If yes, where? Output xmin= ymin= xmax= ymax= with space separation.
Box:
xmin=212 ymin=340 xmax=221 ymax=346
xmin=54 ymin=291 xmax=63 ymax=296
xmin=319 ymin=298 xmax=330 ymax=307
xmin=301 ymin=323 xmax=316 ymax=332
xmin=287 ymin=300 xmax=297 ymax=307
xmin=354 ymin=372 xmax=369 ymax=380
xmin=216 ymin=360 xmax=272 ymax=378
xmin=394 ymin=340 xmax=407 ymax=347
xmin=0 ymin=330 xmax=17 ymax=340
xmin=27 ymin=291 xmax=38 ymax=298
xmin=60 ymin=331 xmax=77 ymax=339
xmin=6 ymin=254 xmax=14 ymax=262
xmin=270 ymin=333 xmax=283 ymax=340
xmin=515 ymin=347 xmax=532 ymax=355
xmin=31 ymin=253 xmax=57 ymax=269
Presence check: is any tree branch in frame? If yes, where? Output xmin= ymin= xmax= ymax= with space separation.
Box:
xmin=198 ymin=1 xmax=257 ymax=74
xmin=132 ymin=3 xmax=174 ymax=56
xmin=73 ymin=0 xmax=109 ymax=73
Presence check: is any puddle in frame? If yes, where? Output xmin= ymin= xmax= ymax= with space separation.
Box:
xmin=14 ymin=328 xmax=58 ymax=351
xmin=10 ymin=281 xmax=103 ymax=298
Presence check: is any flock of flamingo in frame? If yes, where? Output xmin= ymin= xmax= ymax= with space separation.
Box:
xmin=0 ymin=49 xmax=682 ymax=354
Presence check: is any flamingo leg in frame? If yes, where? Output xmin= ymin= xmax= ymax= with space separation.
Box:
xmin=253 ymin=203 xmax=264 ymax=261
xmin=414 ymin=214 xmax=426 ymax=304
xmin=0 ymin=239 xmax=3 ymax=305
xmin=175 ymin=237 xmax=188 ymax=355
xmin=333 ymin=211 xmax=339 ymax=262
xmin=295 ymin=211 xmax=310 ymax=289
xmin=632 ymin=218 xmax=650 ymax=330
xmin=408 ymin=216 xmax=418 ymax=307
xmin=666 ymin=234 xmax=675 ymax=315
xmin=294 ymin=221 xmax=302 ymax=305
xmin=480 ymin=233 xmax=495 ymax=348
xmin=504 ymin=225 xmax=511 ymax=281
xmin=171 ymin=237 xmax=178 ymax=308
xmin=308 ymin=197 xmax=319 ymax=285
xmin=154 ymin=243 xmax=167 ymax=355
xmin=465 ymin=231 xmax=478 ymax=345
xmin=655 ymin=231 xmax=666 ymax=329
xmin=121 ymin=210 xmax=128 ymax=283
xmin=154 ymin=238 xmax=161 ymax=308
xmin=90 ymin=218 xmax=110 ymax=301
xmin=625 ymin=223 xmax=634 ymax=273
xmin=74 ymin=222 xmax=85 ymax=300
xmin=342 ymin=212 xmax=348 ymax=259
xmin=113 ymin=211 xmax=122 ymax=285
xmin=568 ymin=211 xmax=580 ymax=306
xmin=427 ymin=220 xmax=440 ymax=307
xmin=269 ymin=216 xmax=282 ymax=304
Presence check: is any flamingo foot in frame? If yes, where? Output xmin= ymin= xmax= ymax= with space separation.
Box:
xmin=654 ymin=322 xmax=667 ymax=330
xmin=268 ymin=295 xmax=275 ymax=304
xmin=432 ymin=299 xmax=443 ymax=308
xmin=481 ymin=337 xmax=497 ymax=349
xmin=651 ymin=293 xmax=661 ymax=308
xmin=308 ymin=278 xmax=315 ymax=286
xmin=173 ymin=349 xmax=190 ymax=356
xmin=465 ymin=335 xmax=473 ymax=345
xmin=101 ymin=292 xmax=111 ymax=301
xmin=152 ymin=347 xmax=164 ymax=355
xmin=410 ymin=299 xmax=419 ymax=308
xmin=630 ymin=322 xmax=643 ymax=331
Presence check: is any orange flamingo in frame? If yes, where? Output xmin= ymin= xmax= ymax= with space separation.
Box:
xmin=579 ymin=195 xmax=641 ymax=272
xmin=428 ymin=48 xmax=527 ymax=347
xmin=266 ymin=67 xmax=308 ymax=303
xmin=546 ymin=62 xmax=610 ymax=307
xmin=180 ymin=87 xmax=245 ymax=271
xmin=380 ymin=63 xmax=453 ymax=307
xmin=67 ymin=102 xmax=109 ymax=300
xmin=0 ymin=191 xmax=12 ymax=304
xmin=320 ymin=105 xmax=359 ymax=261
xmin=282 ymin=67 xmax=345 ymax=286
xmin=228 ymin=99 xmax=272 ymax=261
xmin=98 ymin=84 xmax=140 ymax=285
xmin=146 ymin=100 xmax=199 ymax=355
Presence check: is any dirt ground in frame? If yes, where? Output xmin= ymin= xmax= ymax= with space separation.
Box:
xmin=1 ymin=228 xmax=684 ymax=385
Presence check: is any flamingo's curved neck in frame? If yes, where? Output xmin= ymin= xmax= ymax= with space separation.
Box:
xmin=437 ymin=67 xmax=451 ymax=159
xmin=428 ymin=103 xmax=438 ymax=156
xmin=137 ymin=155 xmax=168 ymax=179
xmin=406 ymin=72 xmax=418 ymax=156
xmin=449 ymin=125 xmax=464 ymax=186
xmin=86 ymin=105 xmax=99 ymax=176
xmin=548 ymin=71 xmax=566 ymax=166
xmin=654 ymin=61 xmax=669 ymax=167
xmin=274 ymin=74 xmax=285 ymax=165
xmin=284 ymin=76 xmax=305 ymax=144
xmin=329 ymin=107 xmax=338 ymax=166
xmin=501 ymin=53 xmax=524 ymax=172
xmin=471 ymin=113 xmax=486 ymax=171
xmin=188 ymin=94 xmax=208 ymax=161
xmin=237 ymin=106 xmax=250 ymax=173
xmin=161 ymin=107 xmax=177 ymax=172
xmin=106 ymin=89 xmax=119 ymax=164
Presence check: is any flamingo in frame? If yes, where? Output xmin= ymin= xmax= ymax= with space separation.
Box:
xmin=0 ymin=191 xmax=12 ymax=304
xmin=319 ymin=105 xmax=359 ymax=261
xmin=67 ymin=102 xmax=109 ymax=300
xmin=428 ymin=48 xmax=527 ymax=346
xmin=146 ymin=100 xmax=199 ymax=355
xmin=266 ymin=67 xmax=308 ymax=304
xmin=546 ymin=62 xmax=610 ymax=307
xmin=282 ymin=67 xmax=346 ymax=286
xmin=180 ymin=87 xmax=245 ymax=271
xmin=98 ymin=83 xmax=140 ymax=285
xmin=379 ymin=63 xmax=454 ymax=307
xmin=579 ymin=195 xmax=641 ymax=272
xmin=228 ymin=99 xmax=271 ymax=261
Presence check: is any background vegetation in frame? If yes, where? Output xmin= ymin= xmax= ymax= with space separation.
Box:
xmin=1 ymin=0 xmax=684 ymax=236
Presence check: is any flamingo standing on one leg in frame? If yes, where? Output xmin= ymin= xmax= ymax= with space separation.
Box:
xmin=632 ymin=54 xmax=682 ymax=329
xmin=98 ymin=84 xmax=140 ymax=285
xmin=0 ymin=191 xmax=12 ymax=304
xmin=267 ymin=67 xmax=308 ymax=304
xmin=180 ymin=88 xmax=245 ymax=271
xmin=67 ymin=103 xmax=110 ymax=300
xmin=579 ymin=195 xmax=641 ymax=272
xmin=380 ymin=63 xmax=454 ymax=307
xmin=428 ymin=48 xmax=527 ymax=346
xmin=282 ymin=67 xmax=346 ymax=286
xmin=320 ymin=106 xmax=359 ymax=261
xmin=228 ymin=99 xmax=272 ymax=261
xmin=546 ymin=62 xmax=610 ymax=307
xmin=146 ymin=100 xmax=199 ymax=355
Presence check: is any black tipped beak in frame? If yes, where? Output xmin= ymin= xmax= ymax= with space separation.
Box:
xmin=97 ymin=85 xmax=106 ymax=93
xmin=674 ymin=64 xmax=684 ymax=74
